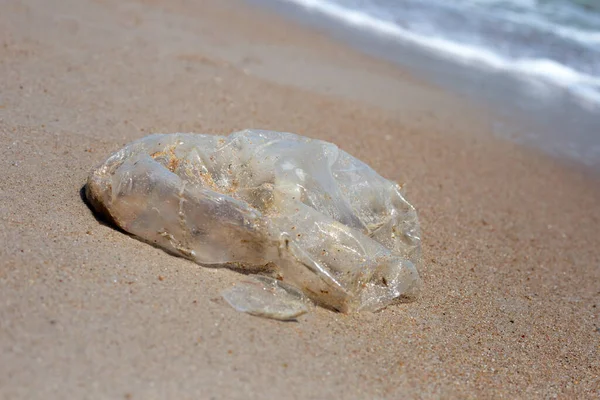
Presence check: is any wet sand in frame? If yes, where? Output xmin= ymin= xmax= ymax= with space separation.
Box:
xmin=1 ymin=0 xmax=599 ymax=398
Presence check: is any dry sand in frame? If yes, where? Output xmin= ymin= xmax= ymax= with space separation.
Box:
xmin=1 ymin=0 xmax=599 ymax=398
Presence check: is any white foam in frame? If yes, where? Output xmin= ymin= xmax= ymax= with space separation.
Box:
xmin=280 ymin=0 xmax=600 ymax=108
xmin=495 ymin=7 xmax=600 ymax=46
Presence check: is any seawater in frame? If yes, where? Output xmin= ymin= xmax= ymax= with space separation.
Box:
xmin=278 ymin=0 xmax=600 ymax=107
xmin=250 ymin=0 xmax=600 ymax=170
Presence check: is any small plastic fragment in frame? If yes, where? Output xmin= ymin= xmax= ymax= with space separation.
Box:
xmin=222 ymin=275 xmax=309 ymax=320
xmin=86 ymin=130 xmax=421 ymax=318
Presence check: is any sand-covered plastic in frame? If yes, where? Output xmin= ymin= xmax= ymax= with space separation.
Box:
xmin=86 ymin=130 xmax=421 ymax=319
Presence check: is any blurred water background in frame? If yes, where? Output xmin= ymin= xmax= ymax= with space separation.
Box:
xmin=251 ymin=0 xmax=600 ymax=170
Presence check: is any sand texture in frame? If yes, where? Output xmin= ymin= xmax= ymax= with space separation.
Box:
xmin=1 ymin=0 xmax=599 ymax=398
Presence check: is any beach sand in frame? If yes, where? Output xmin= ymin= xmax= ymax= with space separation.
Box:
xmin=1 ymin=0 xmax=599 ymax=398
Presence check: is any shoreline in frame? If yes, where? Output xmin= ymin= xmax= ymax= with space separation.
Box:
xmin=1 ymin=0 xmax=599 ymax=398
xmin=248 ymin=0 xmax=600 ymax=172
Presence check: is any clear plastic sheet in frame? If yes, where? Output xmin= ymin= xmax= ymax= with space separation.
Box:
xmin=86 ymin=130 xmax=421 ymax=318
